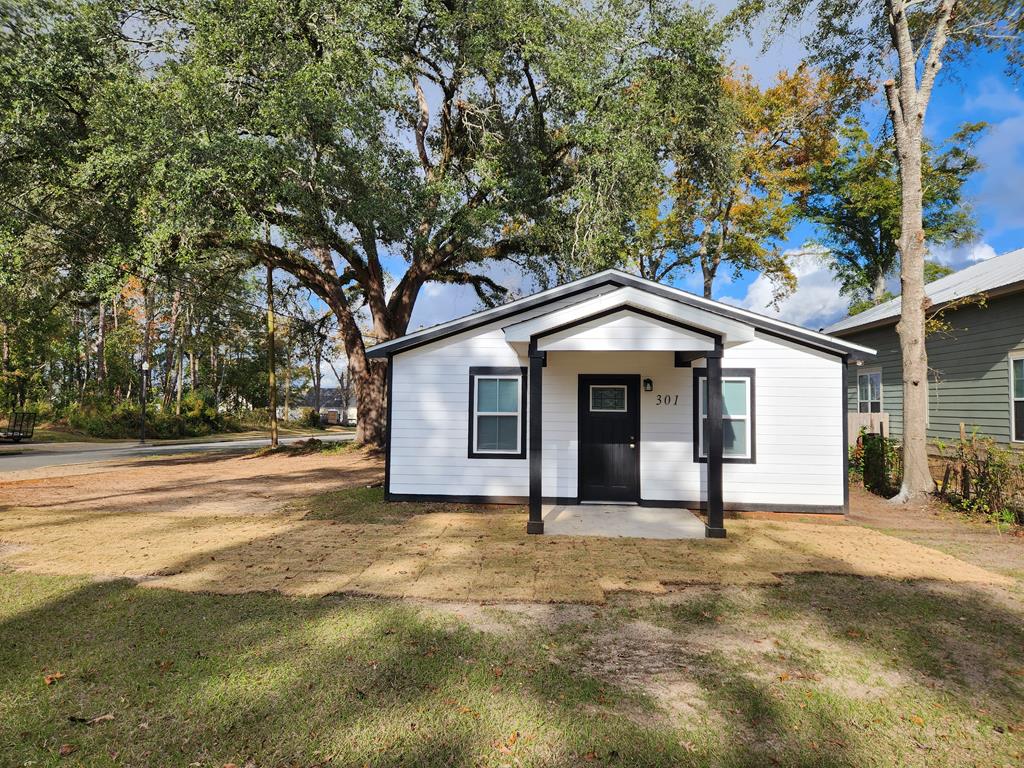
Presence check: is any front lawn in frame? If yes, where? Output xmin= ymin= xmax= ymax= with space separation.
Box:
xmin=2 ymin=570 xmax=1022 ymax=767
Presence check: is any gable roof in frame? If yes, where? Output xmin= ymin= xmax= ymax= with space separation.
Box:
xmin=367 ymin=269 xmax=874 ymax=359
xmin=826 ymin=247 xmax=1024 ymax=336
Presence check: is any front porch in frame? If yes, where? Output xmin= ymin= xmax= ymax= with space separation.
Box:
xmin=500 ymin=292 xmax=752 ymax=539
xmin=543 ymin=503 xmax=706 ymax=539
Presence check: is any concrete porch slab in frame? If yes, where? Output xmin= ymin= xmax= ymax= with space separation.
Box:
xmin=542 ymin=504 xmax=706 ymax=539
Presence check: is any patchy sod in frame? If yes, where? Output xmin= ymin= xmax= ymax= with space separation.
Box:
xmin=2 ymin=570 xmax=1022 ymax=767
xmin=0 ymin=466 xmax=1012 ymax=602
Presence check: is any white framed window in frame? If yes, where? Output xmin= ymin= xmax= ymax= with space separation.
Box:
xmin=1011 ymin=354 xmax=1024 ymax=442
xmin=589 ymin=385 xmax=627 ymax=412
xmin=468 ymin=367 xmax=526 ymax=458
xmin=695 ymin=369 xmax=755 ymax=463
xmin=857 ymin=369 xmax=883 ymax=413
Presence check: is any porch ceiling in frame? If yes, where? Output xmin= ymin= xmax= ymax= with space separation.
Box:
xmin=502 ymin=286 xmax=755 ymax=350
xmin=533 ymin=308 xmax=717 ymax=352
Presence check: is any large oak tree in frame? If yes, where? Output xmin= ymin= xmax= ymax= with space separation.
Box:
xmin=119 ymin=0 xmax=725 ymax=446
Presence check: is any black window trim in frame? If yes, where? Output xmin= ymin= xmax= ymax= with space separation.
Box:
xmin=1011 ymin=354 xmax=1024 ymax=443
xmin=467 ymin=366 xmax=528 ymax=459
xmin=692 ymin=367 xmax=757 ymax=465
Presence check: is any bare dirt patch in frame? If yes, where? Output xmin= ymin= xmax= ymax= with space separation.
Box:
xmin=0 ymin=457 xmax=1012 ymax=603
xmin=848 ymin=483 xmax=1024 ymax=578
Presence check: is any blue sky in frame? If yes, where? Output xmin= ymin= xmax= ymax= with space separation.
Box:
xmin=398 ymin=23 xmax=1024 ymax=335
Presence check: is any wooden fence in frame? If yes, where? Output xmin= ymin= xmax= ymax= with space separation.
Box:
xmin=847 ymin=412 xmax=889 ymax=446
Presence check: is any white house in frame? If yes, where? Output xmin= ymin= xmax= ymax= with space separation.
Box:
xmin=366 ymin=270 xmax=874 ymax=537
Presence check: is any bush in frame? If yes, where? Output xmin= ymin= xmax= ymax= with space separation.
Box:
xmin=860 ymin=432 xmax=902 ymax=497
xmin=301 ymin=408 xmax=323 ymax=429
xmin=937 ymin=432 xmax=1024 ymax=527
xmin=64 ymin=397 xmax=244 ymax=440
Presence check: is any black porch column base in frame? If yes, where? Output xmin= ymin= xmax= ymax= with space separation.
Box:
xmin=526 ymin=519 xmax=545 ymax=535
xmin=705 ymin=524 xmax=727 ymax=539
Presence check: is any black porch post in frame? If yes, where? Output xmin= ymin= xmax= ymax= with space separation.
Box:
xmin=706 ymin=350 xmax=726 ymax=538
xmin=527 ymin=342 xmax=545 ymax=534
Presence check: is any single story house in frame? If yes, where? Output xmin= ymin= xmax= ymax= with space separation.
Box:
xmin=826 ymin=247 xmax=1024 ymax=446
xmin=367 ymin=269 xmax=874 ymax=537
xmin=298 ymin=388 xmax=358 ymax=426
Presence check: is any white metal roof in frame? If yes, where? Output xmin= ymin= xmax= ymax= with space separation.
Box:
xmin=826 ymin=247 xmax=1024 ymax=335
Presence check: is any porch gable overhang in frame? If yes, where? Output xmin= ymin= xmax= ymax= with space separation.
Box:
xmin=502 ymin=287 xmax=753 ymax=351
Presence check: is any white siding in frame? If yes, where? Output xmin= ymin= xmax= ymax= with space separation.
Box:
xmin=389 ymin=321 xmax=845 ymax=508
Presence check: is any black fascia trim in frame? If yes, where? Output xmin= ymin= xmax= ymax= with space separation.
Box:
xmin=533 ymin=304 xmax=721 ymax=347
xmin=366 ymin=272 xmax=868 ymax=360
xmin=675 ymin=351 xmax=705 ymax=367
xmin=383 ymin=353 xmax=394 ymax=500
xmin=693 ymin=367 xmax=757 ymax=465
xmin=383 ymin=493 xmax=844 ymax=514
xmin=467 ymin=366 xmax=528 ymax=459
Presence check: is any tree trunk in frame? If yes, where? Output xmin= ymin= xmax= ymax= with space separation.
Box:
xmin=266 ymin=265 xmax=279 ymax=447
xmin=884 ymin=0 xmax=946 ymax=501
xmin=872 ymin=271 xmax=887 ymax=304
xmin=162 ymin=289 xmax=182 ymax=410
xmin=96 ymin=300 xmax=107 ymax=387
xmin=282 ymin=319 xmax=291 ymax=423
xmin=892 ymin=131 xmax=934 ymax=498
xmin=175 ymin=344 xmax=183 ymax=417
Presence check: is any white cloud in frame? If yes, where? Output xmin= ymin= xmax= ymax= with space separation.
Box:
xmin=721 ymin=249 xmax=850 ymax=330
xmin=929 ymin=240 xmax=998 ymax=267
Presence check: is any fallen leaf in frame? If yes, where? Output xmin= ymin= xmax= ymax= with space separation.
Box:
xmin=44 ymin=672 xmax=65 ymax=686
xmin=909 ymin=715 xmax=925 ymax=726
xmin=58 ymin=744 xmax=77 ymax=757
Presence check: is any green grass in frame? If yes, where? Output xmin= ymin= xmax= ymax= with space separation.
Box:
xmin=2 ymin=570 xmax=1023 ymax=767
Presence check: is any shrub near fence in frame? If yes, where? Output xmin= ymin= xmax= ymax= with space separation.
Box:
xmin=936 ymin=431 xmax=1024 ymax=527
xmin=862 ymin=430 xmax=903 ymax=497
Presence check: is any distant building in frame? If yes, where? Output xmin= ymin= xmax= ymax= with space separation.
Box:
xmin=827 ymin=247 xmax=1024 ymax=446
xmin=299 ymin=387 xmax=357 ymax=426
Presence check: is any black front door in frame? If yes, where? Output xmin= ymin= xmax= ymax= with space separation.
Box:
xmin=578 ymin=374 xmax=640 ymax=503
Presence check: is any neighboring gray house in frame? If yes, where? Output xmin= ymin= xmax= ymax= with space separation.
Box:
xmin=826 ymin=247 xmax=1024 ymax=446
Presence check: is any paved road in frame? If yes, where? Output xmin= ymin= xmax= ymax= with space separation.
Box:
xmin=0 ymin=432 xmax=355 ymax=474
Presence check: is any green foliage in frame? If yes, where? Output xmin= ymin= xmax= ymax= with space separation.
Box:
xmin=861 ymin=433 xmax=903 ymax=497
xmin=802 ymin=120 xmax=985 ymax=309
xmin=301 ymin=408 xmax=322 ymax=430
xmin=937 ymin=433 xmax=1024 ymax=527
xmin=632 ymin=66 xmax=860 ymax=301
xmin=848 ymin=427 xmax=867 ymax=477
xmin=65 ymin=393 xmax=242 ymax=440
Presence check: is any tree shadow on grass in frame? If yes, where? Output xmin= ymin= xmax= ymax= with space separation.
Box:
xmin=630 ymin=574 xmax=1024 ymax=767
xmin=0 ymin=574 xmax=707 ymax=768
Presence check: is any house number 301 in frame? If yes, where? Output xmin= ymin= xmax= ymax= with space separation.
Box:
xmin=655 ymin=394 xmax=679 ymax=406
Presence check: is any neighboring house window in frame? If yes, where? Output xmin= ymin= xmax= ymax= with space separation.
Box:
xmin=468 ymin=366 xmax=527 ymax=459
xmin=693 ymin=368 xmax=756 ymax=464
xmin=857 ymin=370 xmax=882 ymax=413
xmin=1012 ymin=355 xmax=1024 ymax=442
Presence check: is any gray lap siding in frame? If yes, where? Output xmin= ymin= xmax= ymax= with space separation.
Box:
xmin=842 ymin=294 xmax=1024 ymax=445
